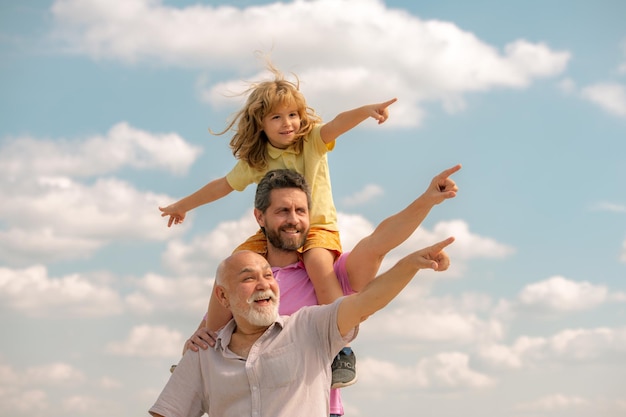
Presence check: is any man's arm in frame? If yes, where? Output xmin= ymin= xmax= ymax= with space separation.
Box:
xmin=345 ymin=164 xmax=461 ymax=292
xmin=337 ymin=237 xmax=454 ymax=336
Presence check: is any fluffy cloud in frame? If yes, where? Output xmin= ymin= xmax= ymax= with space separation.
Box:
xmin=517 ymin=276 xmax=608 ymax=313
xmin=125 ymin=273 xmax=211 ymax=316
xmin=378 ymin=219 xmax=515 ymax=276
xmin=590 ymin=201 xmax=626 ymax=213
xmin=50 ymin=0 xmax=569 ymax=125
xmin=0 ymin=361 xmax=86 ymax=416
xmin=161 ymin=211 xmax=260 ymax=276
xmin=0 ymin=265 xmax=124 ymax=318
xmin=479 ymin=326 xmax=626 ymax=369
xmin=516 ymin=394 xmax=591 ymax=411
xmin=581 ymin=82 xmax=626 ymax=117
xmin=361 ymin=293 xmax=503 ymax=345
xmin=0 ymin=123 xmax=196 ymax=265
xmin=0 ymin=122 xmax=201 ymax=179
xmin=358 ymin=353 xmax=494 ymax=390
xmin=105 ymin=325 xmax=184 ymax=358
xmin=341 ymin=184 xmax=384 ymax=207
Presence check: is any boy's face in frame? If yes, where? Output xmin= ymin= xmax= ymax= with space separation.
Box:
xmin=261 ymin=104 xmax=301 ymax=149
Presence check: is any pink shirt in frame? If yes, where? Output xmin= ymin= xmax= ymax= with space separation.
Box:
xmin=273 ymin=253 xmax=355 ymax=415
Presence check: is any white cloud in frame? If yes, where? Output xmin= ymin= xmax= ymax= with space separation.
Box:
xmin=581 ymin=82 xmax=626 ymax=117
xmin=0 ymin=228 xmax=102 ymax=265
xmin=622 ymin=239 xmax=626 ymax=263
xmin=558 ymin=77 xmax=577 ymax=94
xmin=0 ymin=265 xmax=124 ymax=318
xmin=0 ymin=361 xmax=86 ymax=417
xmin=0 ymin=387 xmax=47 ymax=416
xmin=0 ymin=124 xmax=197 ymax=265
xmin=549 ymin=327 xmax=626 ymax=360
xmin=341 ymin=184 xmax=384 ymax=207
xmin=619 ymin=38 xmax=626 ymax=74
xmin=0 ymin=176 xmax=185 ymax=265
xmin=105 ymin=324 xmax=184 ymax=358
xmin=365 ymin=308 xmax=502 ymax=345
xmin=361 ymin=293 xmax=503 ymax=346
xmin=380 ymin=219 xmax=515 ymax=277
xmin=97 ymin=377 xmax=123 ymax=389
xmin=590 ymin=201 xmax=626 ymax=213
xmin=24 ymin=363 xmax=86 ymax=386
xmin=517 ymin=276 xmax=608 ymax=313
xmin=358 ymin=352 xmax=494 ymax=390
xmin=516 ymin=394 xmax=591 ymax=411
xmin=479 ymin=326 xmax=626 ymax=369
xmin=336 ymin=212 xmax=376 ymax=252
xmin=50 ymin=0 xmax=570 ymax=126
xmin=162 ymin=211 xmax=259 ymax=276
xmin=0 ymin=122 xmax=201 ymax=178
xmin=125 ymin=273 xmax=211 ymax=316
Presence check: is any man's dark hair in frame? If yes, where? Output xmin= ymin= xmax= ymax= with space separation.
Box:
xmin=255 ymin=169 xmax=312 ymax=212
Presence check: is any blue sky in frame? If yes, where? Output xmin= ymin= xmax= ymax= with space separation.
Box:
xmin=1 ymin=1 xmax=625 ymax=416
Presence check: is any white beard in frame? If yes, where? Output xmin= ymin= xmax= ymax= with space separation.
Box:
xmin=234 ymin=290 xmax=279 ymax=327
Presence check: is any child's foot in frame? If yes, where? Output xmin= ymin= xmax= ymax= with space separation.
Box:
xmin=331 ymin=347 xmax=357 ymax=389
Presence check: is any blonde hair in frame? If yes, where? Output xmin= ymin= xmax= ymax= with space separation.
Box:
xmin=214 ymin=62 xmax=322 ymax=171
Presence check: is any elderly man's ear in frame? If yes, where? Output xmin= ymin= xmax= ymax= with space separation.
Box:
xmin=215 ymin=286 xmax=230 ymax=308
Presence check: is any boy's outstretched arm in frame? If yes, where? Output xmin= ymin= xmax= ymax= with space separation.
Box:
xmin=320 ymin=98 xmax=397 ymax=144
xmin=338 ymin=237 xmax=454 ymax=336
xmin=345 ymin=164 xmax=461 ymax=292
xmin=159 ymin=176 xmax=234 ymax=227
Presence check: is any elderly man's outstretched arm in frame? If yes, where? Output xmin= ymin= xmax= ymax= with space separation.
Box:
xmin=338 ymin=236 xmax=454 ymax=335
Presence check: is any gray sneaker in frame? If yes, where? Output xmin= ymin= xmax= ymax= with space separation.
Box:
xmin=331 ymin=349 xmax=357 ymax=389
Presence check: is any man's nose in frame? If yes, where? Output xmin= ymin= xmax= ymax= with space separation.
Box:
xmin=256 ymin=278 xmax=271 ymax=290
xmin=286 ymin=209 xmax=298 ymax=222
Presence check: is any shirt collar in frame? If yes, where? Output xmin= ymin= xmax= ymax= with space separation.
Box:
xmin=215 ymin=316 xmax=286 ymax=351
xmin=266 ymin=142 xmax=299 ymax=159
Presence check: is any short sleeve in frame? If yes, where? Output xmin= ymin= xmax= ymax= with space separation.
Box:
xmin=225 ymin=160 xmax=259 ymax=191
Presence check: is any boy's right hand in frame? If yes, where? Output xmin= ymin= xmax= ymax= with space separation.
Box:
xmin=159 ymin=205 xmax=186 ymax=227
xmin=367 ymin=97 xmax=397 ymax=124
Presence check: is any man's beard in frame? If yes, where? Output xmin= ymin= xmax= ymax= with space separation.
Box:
xmin=264 ymin=223 xmax=308 ymax=252
xmin=232 ymin=290 xmax=279 ymax=327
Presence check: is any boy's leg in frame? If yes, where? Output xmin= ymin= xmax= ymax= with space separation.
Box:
xmin=303 ymin=247 xmax=343 ymax=305
xmin=303 ymin=247 xmax=357 ymax=388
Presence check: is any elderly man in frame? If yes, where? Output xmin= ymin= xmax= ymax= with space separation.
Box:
xmin=151 ymin=166 xmax=460 ymax=417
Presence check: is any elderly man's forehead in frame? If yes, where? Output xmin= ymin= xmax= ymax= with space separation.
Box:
xmin=228 ymin=251 xmax=271 ymax=272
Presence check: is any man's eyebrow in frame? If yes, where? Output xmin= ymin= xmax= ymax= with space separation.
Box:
xmin=237 ymin=264 xmax=271 ymax=274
